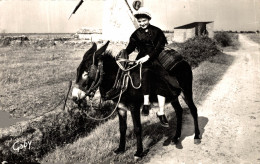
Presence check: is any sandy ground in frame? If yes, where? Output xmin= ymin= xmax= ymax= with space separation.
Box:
xmin=147 ymin=34 xmax=260 ymax=164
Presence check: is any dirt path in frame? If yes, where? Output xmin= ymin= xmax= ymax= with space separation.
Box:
xmin=147 ymin=34 xmax=260 ymax=164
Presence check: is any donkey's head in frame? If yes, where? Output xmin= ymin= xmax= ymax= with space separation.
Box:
xmin=72 ymin=41 xmax=110 ymax=106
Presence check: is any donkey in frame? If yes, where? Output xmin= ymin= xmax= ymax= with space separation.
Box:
xmin=71 ymin=41 xmax=201 ymax=159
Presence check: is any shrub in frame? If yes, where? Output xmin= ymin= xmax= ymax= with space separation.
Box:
xmin=0 ymin=37 xmax=12 ymax=47
xmin=214 ymin=31 xmax=232 ymax=47
xmin=177 ymin=36 xmax=220 ymax=68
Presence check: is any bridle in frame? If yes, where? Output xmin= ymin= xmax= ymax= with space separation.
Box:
xmin=76 ymin=53 xmax=142 ymax=121
xmin=76 ymin=52 xmax=125 ymax=121
xmin=83 ymin=52 xmax=104 ymax=99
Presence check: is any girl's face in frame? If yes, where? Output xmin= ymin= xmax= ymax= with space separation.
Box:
xmin=137 ymin=18 xmax=150 ymax=29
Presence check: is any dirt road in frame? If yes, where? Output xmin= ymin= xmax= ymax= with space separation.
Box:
xmin=148 ymin=35 xmax=260 ymax=164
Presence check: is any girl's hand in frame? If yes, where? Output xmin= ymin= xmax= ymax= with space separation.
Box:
xmin=136 ymin=55 xmax=150 ymax=64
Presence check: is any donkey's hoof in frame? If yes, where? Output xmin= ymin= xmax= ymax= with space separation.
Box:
xmin=194 ymin=139 xmax=201 ymax=145
xmin=134 ymin=155 xmax=142 ymax=162
xmin=113 ymin=148 xmax=125 ymax=155
xmin=171 ymin=137 xmax=180 ymax=145
xmin=134 ymin=151 xmax=143 ymax=161
xmin=134 ymin=156 xmax=141 ymax=162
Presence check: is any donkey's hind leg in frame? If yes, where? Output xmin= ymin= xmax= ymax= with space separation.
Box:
xmin=173 ymin=60 xmax=200 ymax=144
xmin=114 ymin=108 xmax=127 ymax=154
xmin=183 ymin=90 xmax=201 ymax=144
xmin=171 ymin=99 xmax=183 ymax=144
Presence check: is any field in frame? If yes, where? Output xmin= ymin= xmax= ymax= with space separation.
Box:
xmin=0 ymin=33 xmax=238 ymax=163
xmin=0 ymin=46 xmax=81 ymax=117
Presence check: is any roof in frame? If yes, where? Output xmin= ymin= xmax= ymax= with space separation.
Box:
xmin=174 ymin=21 xmax=213 ymax=29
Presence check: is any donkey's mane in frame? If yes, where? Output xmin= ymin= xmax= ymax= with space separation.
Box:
xmin=101 ymin=50 xmax=118 ymax=67
xmin=101 ymin=50 xmax=119 ymax=74
xmin=103 ymin=50 xmax=115 ymax=61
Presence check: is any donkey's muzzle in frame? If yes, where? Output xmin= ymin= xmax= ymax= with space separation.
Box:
xmin=72 ymin=87 xmax=86 ymax=100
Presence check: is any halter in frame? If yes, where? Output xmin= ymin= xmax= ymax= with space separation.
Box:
xmin=77 ymin=56 xmax=142 ymax=121
xmin=84 ymin=52 xmax=104 ymax=99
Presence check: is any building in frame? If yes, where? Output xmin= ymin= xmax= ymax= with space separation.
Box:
xmin=75 ymin=28 xmax=102 ymax=42
xmin=173 ymin=21 xmax=214 ymax=42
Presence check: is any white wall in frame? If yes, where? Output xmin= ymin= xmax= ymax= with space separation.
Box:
xmin=207 ymin=22 xmax=214 ymax=38
xmin=173 ymin=29 xmax=187 ymax=42
xmin=102 ymin=0 xmax=138 ymax=42
xmin=186 ymin=28 xmax=195 ymax=40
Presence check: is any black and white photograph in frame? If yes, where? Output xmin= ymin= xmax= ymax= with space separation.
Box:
xmin=0 ymin=0 xmax=260 ymax=163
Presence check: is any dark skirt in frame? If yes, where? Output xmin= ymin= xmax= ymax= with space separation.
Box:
xmin=141 ymin=59 xmax=169 ymax=97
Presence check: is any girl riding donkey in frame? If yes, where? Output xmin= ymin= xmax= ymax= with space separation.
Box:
xmin=71 ymin=7 xmax=201 ymax=160
xmin=123 ymin=7 xmax=180 ymax=127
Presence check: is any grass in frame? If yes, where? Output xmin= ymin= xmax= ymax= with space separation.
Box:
xmin=0 ymin=41 xmax=126 ymax=163
xmin=40 ymin=52 xmax=235 ymax=163
xmin=0 ymin=46 xmax=85 ymax=117
xmin=245 ymin=33 xmax=260 ymax=44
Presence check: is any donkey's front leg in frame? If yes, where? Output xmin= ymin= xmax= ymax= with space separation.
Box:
xmin=130 ymin=104 xmax=143 ymax=159
xmin=114 ymin=108 xmax=127 ymax=154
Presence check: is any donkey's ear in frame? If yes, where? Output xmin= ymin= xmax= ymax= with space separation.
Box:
xmin=76 ymin=62 xmax=83 ymax=83
xmin=95 ymin=41 xmax=110 ymax=59
xmin=83 ymin=42 xmax=97 ymax=61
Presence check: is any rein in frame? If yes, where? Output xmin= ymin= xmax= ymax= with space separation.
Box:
xmin=79 ymin=89 xmax=124 ymax=121
xmin=116 ymin=58 xmax=142 ymax=89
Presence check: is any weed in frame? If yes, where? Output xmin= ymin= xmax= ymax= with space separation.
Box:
xmin=214 ymin=31 xmax=232 ymax=47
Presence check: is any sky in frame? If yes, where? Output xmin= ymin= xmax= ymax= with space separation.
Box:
xmin=0 ymin=0 xmax=259 ymax=33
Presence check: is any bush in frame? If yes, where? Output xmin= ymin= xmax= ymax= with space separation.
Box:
xmin=0 ymin=37 xmax=11 ymax=47
xmin=214 ymin=31 xmax=232 ymax=47
xmin=177 ymin=36 xmax=220 ymax=68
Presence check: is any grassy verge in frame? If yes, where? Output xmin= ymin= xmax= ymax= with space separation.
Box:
xmin=0 ymin=78 xmax=117 ymax=163
xmin=244 ymin=33 xmax=260 ymax=44
xmin=41 ymin=52 xmax=234 ymax=163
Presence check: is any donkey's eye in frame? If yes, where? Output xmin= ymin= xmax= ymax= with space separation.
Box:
xmin=82 ymin=71 xmax=88 ymax=80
